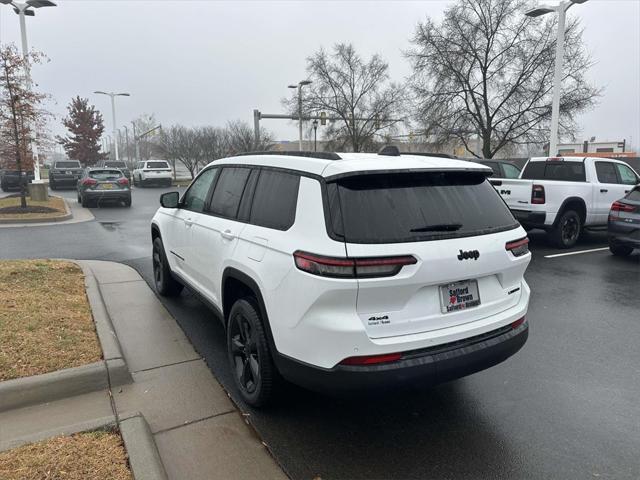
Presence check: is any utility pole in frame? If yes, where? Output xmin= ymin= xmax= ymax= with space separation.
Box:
xmin=131 ymin=121 xmax=140 ymax=163
xmin=94 ymin=91 xmax=130 ymax=161
xmin=123 ymin=125 xmax=130 ymax=165
xmin=288 ymin=80 xmax=312 ymax=151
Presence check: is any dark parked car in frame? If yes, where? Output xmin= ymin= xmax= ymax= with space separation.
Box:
xmin=0 ymin=169 xmax=34 ymax=191
xmin=77 ymin=168 xmax=131 ymax=207
xmin=608 ymin=185 xmax=640 ymax=256
xmin=49 ymin=160 xmax=83 ymax=190
xmin=477 ymin=159 xmax=522 ymax=179
xmin=96 ymin=160 xmax=132 ymax=182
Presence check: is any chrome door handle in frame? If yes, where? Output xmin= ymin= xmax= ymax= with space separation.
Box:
xmin=184 ymin=218 xmax=193 ymax=227
xmin=221 ymin=229 xmax=235 ymax=240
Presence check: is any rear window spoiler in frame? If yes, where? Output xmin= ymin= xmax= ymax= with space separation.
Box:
xmin=324 ymin=167 xmax=493 ymax=182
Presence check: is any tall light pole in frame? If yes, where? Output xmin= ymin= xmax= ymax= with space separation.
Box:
xmin=123 ymin=125 xmax=131 ymax=166
xmin=94 ymin=91 xmax=130 ymax=161
xmin=1 ymin=0 xmax=57 ymax=183
xmin=526 ymin=0 xmax=588 ymax=156
xmin=288 ymin=80 xmax=312 ymax=151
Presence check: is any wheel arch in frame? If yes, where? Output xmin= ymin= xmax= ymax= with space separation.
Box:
xmin=554 ymin=197 xmax=587 ymax=227
xmin=222 ymin=267 xmax=279 ymax=356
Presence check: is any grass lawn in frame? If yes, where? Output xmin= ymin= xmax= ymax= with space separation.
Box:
xmin=0 ymin=260 xmax=102 ymax=381
xmin=0 ymin=195 xmax=66 ymax=220
xmin=0 ymin=429 xmax=132 ymax=480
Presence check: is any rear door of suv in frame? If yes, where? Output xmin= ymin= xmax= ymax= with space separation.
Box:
xmin=327 ymin=170 xmax=528 ymax=339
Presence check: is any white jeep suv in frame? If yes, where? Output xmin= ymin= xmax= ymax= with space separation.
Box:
xmin=151 ymin=148 xmax=531 ymax=406
xmin=133 ymin=160 xmax=173 ymax=187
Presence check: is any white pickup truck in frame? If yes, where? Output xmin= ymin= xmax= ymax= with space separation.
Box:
xmin=493 ymin=156 xmax=640 ymax=248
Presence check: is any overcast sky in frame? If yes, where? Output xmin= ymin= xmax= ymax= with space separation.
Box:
xmin=1 ymin=0 xmax=639 ymax=150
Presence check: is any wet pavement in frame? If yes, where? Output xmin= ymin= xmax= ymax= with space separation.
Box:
xmin=2 ymin=186 xmax=639 ymax=479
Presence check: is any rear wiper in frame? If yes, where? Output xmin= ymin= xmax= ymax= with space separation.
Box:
xmin=410 ymin=223 xmax=462 ymax=232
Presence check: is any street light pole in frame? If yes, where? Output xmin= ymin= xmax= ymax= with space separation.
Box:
xmin=526 ymin=0 xmax=588 ymax=156
xmin=94 ymin=91 xmax=130 ymax=161
xmin=123 ymin=125 xmax=130 ymax=166
xmin=1 ymin=0 xmax=57 ymax=183
xmin=288 ymin=80 xmax=312 ymax=151
xmin=312 ymin=120 xmax=318 ymax=152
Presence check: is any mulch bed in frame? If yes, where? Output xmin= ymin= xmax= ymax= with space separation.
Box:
xmin=0 ymin=206 xmax=59 ymax=214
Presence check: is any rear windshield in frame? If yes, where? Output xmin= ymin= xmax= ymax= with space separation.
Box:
xmin=55 ymin=161 xmax=81 ymax=169
xmin=521 ymin=161 xmax=585 ymax=182
xmin=627 ymin=188 xmax=640 ymax=201
xmin=327 ymin=172 xmax=518 ymax=244
xmin=89 ymin=170 xmax=122 ymax=180
xmin=105 ymin=161 xmax=127 ymax=168
xmin=146 ymin=161 xmax=169 ymax=169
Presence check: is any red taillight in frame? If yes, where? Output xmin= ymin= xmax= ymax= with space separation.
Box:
xmin=117 ymin=177 xmax=129 ymax=186
xmin=531 ymin=184 xmax=545 ymax=204
xmin=510 ymin=316 xmax=526 ymax=329
xmin=506 ymin=237 xmax=529 ymax=257
xmin=293 ymin=251 xmax=417 ymax=278
xmin=610 ymin=201 xmax=635 ymax=213
xmin=340 ymin=352 xmax=402 ymax=366
xmin=82 ymin=178 xmax=97 ymax=186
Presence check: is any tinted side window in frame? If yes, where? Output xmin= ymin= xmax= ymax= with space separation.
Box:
xmin=627 ymin=188 xmax=640 ymax=201
xmin=182 ymin=168 xmax=218 ymax=213
xmin=615 ymin=164 xmax=638 ymax=185
xmin=521 ymin=162 xmax=545 ymax=179
xmin=249 ymin=170 xmax=300 ymax=230
xmin=595 ymin=162 xmax=618 ymax=183
xmin=502 ymin=163 xmax=521 ymax=179
xmin=209 ymin=167 xmax=251 ymax=219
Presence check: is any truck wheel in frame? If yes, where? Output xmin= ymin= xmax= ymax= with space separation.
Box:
xmin=551 ymin=210 xmax=581 ymax=249
xmin=609 ymin=243 xmax=633 ymax=257
xmin=81 ymin=195 xmax=90 ymax=208
xmin=227 ymin=297 xmax=276 ymax=407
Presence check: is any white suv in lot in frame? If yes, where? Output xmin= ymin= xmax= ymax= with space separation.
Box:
xmin=133 ymin=160 xmax=173 ymax=187
xmin=151 ymin=149 xmax=532 ymax=406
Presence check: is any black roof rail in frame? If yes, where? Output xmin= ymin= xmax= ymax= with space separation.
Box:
xmin=233 ymin=151 xmax=342 ymax=160
xmin=404 ymin=152 xmax=460 ymax=159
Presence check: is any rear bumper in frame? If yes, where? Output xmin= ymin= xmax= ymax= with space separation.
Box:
xmin=1 ymin=176 xmax=33 ymax=188
xmin=511 ymin=210 xmax=547 ymax=229
xmin=83 ymin=190 xmax=130 ymax=200
xmin=275 ymin=321 xmax=528 ymax=392
xmin=608 ymin=220 xmax=640 ymax=248
xmin=50 ymin=176 xmax=80 ymax=187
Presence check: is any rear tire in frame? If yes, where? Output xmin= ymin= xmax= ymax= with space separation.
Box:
xmin=50 ymin=180 xmax=56 ymax=191
xmin=550 ymin=210 xmax=581 ymax=249
xmin=77 ymin=192 xmax=81 ymax=203
xmin=227 ymin=298 xmax=276 ymax=407
xmin=609 ymin=243 xmax=633 ymax=257
xmin=81 ymin=195 xmax=89 ymax=208
xmin=152 ymin=237 xmax=183 ymax=296
xmin=124 ymin=197 xmax=132 ymax=207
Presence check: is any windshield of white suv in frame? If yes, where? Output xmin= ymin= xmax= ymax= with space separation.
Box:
xmin=327 ymin=171 xmax=518 ymax=243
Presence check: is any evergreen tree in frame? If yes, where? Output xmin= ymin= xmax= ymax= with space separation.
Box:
xmin=58 ymin=97 xmax=106 ymax=166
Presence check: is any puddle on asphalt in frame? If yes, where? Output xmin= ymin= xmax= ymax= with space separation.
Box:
xmin=99 ymin=221 xmax=122 ymax=231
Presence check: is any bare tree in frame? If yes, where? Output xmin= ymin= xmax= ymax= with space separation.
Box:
xmin=407 ymin=0 xmax=600 ymax=158
xmin=225 ymin=120 xmax=273 ymax=154
xmin=287 ymin=43 xmax=405 ymax=152
xmin=195 ymin=126 xmax=229 ymax=167
xmin=0 ymin=44 xmax=51 ymax=208
xmin=157 ymin=125 xmax=200 ymax=179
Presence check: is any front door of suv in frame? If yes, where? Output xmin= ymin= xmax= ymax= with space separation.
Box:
xmin=168 ymin=168 xmax=219 ymax=282
xmin=190 ymin=167 xmax=252 ymax=306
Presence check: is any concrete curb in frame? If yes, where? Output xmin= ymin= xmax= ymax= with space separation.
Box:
xmin=120 ymin=414 xmax=169 ymax=480
xmin=0 ymin=260 xmax=132 ymax=413
xmin=0 ymin=196 xmax=72 ymax=224
xmin=79 ymin=261 xmax=133 ymax=387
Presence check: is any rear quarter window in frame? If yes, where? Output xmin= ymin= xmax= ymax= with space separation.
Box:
xmin=249 ymin=170 xmax=300 ymax=230
xmin=328 ymin=171 xmax=518 ymax=244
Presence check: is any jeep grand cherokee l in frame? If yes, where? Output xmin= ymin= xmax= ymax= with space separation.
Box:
xmin=151 ymin=149 xmax=531 ymax=406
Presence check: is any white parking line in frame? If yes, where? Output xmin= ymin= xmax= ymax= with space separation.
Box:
xmin=544 ymin=247 xmax=609 ymax=259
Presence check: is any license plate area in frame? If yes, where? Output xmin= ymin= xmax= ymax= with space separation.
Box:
xmin=98 ymin=183 xmax=114 ymax=190
xmin=439 ymin=280 xmax=481 ymax=313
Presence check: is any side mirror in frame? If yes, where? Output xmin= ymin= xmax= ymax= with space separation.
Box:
xmin=160 ymin=191 xmax=180 ymax=208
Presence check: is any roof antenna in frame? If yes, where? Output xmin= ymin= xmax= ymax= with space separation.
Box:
xmin=378 ymin=145 xmax=400 ymax=156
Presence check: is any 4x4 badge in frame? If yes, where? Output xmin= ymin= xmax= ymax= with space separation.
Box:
xmin=457 ymin=249 xmax=480 ymax=261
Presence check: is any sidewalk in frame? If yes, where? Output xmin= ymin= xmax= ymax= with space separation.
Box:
xmin=0 ymin=260 xmax=287 ymax=480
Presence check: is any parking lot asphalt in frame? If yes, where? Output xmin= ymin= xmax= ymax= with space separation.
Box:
xmin=2 ymin=186 xmax=639 ymax=480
